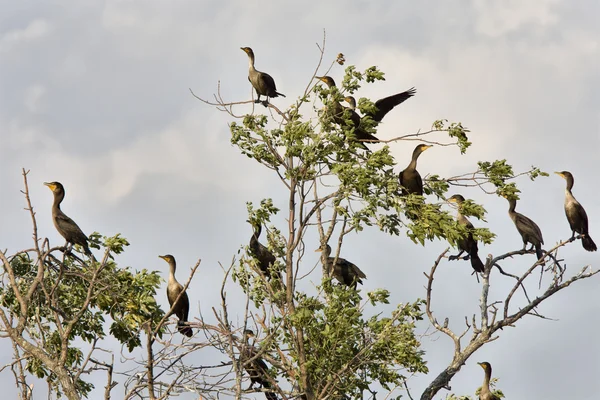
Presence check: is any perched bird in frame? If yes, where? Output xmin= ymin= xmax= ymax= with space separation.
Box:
xmin=504 ymin=196 xmax=545 ymax=261
xmin=447 ymin=195 xmax=485 ymax=273
xmin=315 ymin=244 xmax=366 ymax=289
xmin=248 ymin=221 xmax=277 ymax=279
xmin=240 ymin=329 xmax=278 ymax=400
xmin=241 ymin=47 xmax=285 ymax=107
xmin=555 ymin=171 xmax=597 ymax=251
xmin=159 ymin=255 xmax=193 ymax=337
xmin=315 ymin=76 xmax=378 ymax=148
xmin=399 ymin=144 xmax=433 ymax=196
xmin=44 ymin=181 xmax=93 ymax=257
xmin=477 ymin=362 xmax=501 ymax=400
xmin=343 ymin=87 xmax=416 ymax=127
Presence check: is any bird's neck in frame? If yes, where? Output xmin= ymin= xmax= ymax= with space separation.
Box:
xmin=252 ymin=225 xmax=262 ymax=241
xmin=168 ymin=261 xmax=177 ymax=283
xmin=407 ymin=158 xmax=418 ymax=170
xmin=483 ymin=367 xmax=492 ymax=388
xmin=456 ymin=209 xmax=469 ymax=224
xmin=565 ymin=175 xmax=574 ymax=192
xmin=247 ymin=54 xmax=256 ymax=70
xmin=53 ymin=192 xmax=64 ymax=210
xmin=508 ymin=199 xmax=516 ymax=213
xmin=408 ymin=150 xmax=422 ymax=170
xmin=565 ymin=186 xmax=574 ymax=198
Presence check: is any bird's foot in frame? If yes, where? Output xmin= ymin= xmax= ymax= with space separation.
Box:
xmin=261 ymin=100 xmax=269 ymax=107
xmin=254 ymin=99 xmax=262 ymax=104
xmin=448 ymin=255 xmax=458 ymax=261
xmin=569 ymin=234 xmax=576 ymax=242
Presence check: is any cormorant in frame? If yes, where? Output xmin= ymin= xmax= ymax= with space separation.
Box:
xmin=241 ymin=47 xmax=285 ymax=107
xmin=555 ymin=171 xmax=597 ymax=251
xmin=44 ymin=181 xmax=92 ymax=257
xmin=343 ymin=87 xmax=416 ymax=126
xmin=241 ymin=329 xmax=278 ymax=400
xmin=447 ymin=195 xmax=485 ymax=273
xmin=159 ymin=255 xmax=193 ymax=337
xmin=248 ymin=221 xmax=277 ymax=279
xmin=477 ymin=362 xmax=501 ymax=400
xmin=315 ymin=76 xmax=378 ymax=148
xmin=315 ymin=244 xmax=366 ymax=288
xmin=504 ymin=196 xmax=544 ymax=261
xmin=399 ymin=144 xmax=432 ymax=196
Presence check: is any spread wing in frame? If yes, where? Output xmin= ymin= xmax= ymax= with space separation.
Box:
xmin=371 ymin=87 xmax=416 ymax=122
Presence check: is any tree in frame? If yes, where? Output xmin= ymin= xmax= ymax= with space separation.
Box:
xmin=0 ymin=170 xmax=164 ymax=399
xmin=1 ymin=38 xmax=597 ymax=400
xmin=192 ymin=39 xmax=598 ymax=400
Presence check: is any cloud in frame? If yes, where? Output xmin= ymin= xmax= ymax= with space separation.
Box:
xmin=4 ymin=107 xmax=269 ymax=205
xmin=0 ymin=19 xmax=52 ymax=53
xmin=23 ymin=84 xmax=46 ymax=113
xmin=473 ymin=0 xmax=560 ymax=37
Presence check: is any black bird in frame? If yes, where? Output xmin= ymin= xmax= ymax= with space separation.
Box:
xmin=447 ymin=195 xmax=485 ymax=273
xmin=44 ymin=181 xmax=92 ymax=257
xmin=241 ymin=329 xmax=278 ymax=400
xmin=343 ymin=87 xmax=416 ymax=126
xmin=555 ymin=171 xmax=597 ymax=251
xmin=159 ymin=255 xmax=193 ymax=337
xmin=399 ymin=144 xmax=432 ymax=196
xmin=315 ymin=76 xmax=378 ymax=147
xmin=504 ymin=196 xmax=544 ymax=261
xmin=315 ymin=244 xmax=366 ymax=288
xmin=241 ymin=47 xmax=285 ymax=107
xmin=248 ymin=221 xmax=277 ymax=279
xmin=477 ymin=362 xmax=501 ymax=400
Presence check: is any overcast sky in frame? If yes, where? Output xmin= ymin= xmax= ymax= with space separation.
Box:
xmin=1 ymin=1 xmax=599 ymax=399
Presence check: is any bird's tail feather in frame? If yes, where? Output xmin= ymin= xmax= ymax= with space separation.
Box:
xmin=535 ymin=244 xmax=544 ymax=261
xmin=470 ymin=250 xmax=485 ymax=273
xmin=582 ymin=235 xmax=597 ymax=252
xmin=82 ymin=243 xmax=97 ymax=262
xmin=362 ymin=132 xmax=379 ymax=142
xmin=260 ymin=374 xmax=278 ymax=400
xmin=265 ymin=391 xmax=278 ymax=400
xmin=178 ymin=322 xmax=193 ymax=337
xmin=276 ymin=91 xmax=285 ymax=97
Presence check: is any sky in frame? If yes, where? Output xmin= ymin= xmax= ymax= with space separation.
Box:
xmin=1 ymin=0 xmax=599 ymax=399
